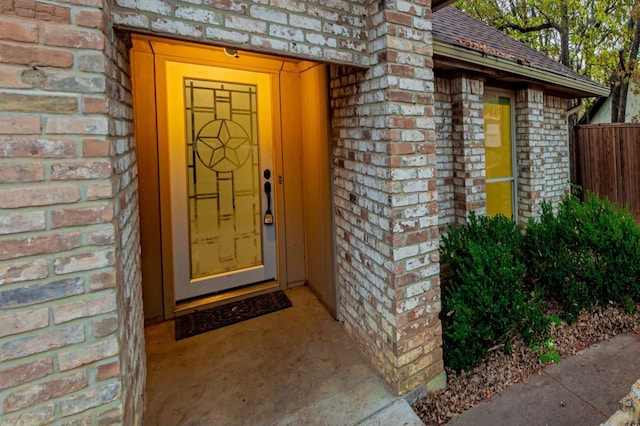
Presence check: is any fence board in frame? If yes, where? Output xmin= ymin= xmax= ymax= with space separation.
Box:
xmin=573 ymin=124 xmax=640 ymax=223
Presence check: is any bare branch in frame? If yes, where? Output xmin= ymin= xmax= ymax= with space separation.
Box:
xmin=497 ymin=21 xmax=558 ymax=33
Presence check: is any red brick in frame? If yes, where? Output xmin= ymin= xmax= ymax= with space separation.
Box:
xmin=86 ymin=183 xmax=113 ymax=200
xmin=95 ymin=359 xmax=120 ymax=381
xmin=89 ymin=271 xmax=116 ymax=291
xmin=0 ymin=210 xmax=45 ymax=235
xmin=51 ymin=161 xmax=112 ymax=180
xmin=92 ymin=315 xmax=117 ymax=338
xmin=3 ymin=371 xmax=87 ymax=413
xmin=75 ymin=9 xmax=104 ymax=29
xmin=1 ymin=324 xmax=85 ymax=361
xmin=0 ymin=357 xmax=53 ymax=391
xmin=388 ymin=142 xmax=415 ymax=155
xmin=384 ymin=10 xmax=413 ymax=27
xmin=43 ymin=25 xmax=104 ymax=49
xmin=0 ymin=185 xmax=80 ymax=208
xmin=51 ymin=204 xmax=113 ymax=228
xmin=0 ymin=137 xmax=77 ymax=158
xmin=0 ymin=163 xmax=44 ymax=183
xmin=0 ymin=66 xmax=33 ymax=89
xmin=54 ymin=248 xmax=114 ymax=274
xmin=389 ymin=116 xmax=415 ymax=128
xmin=58 ymin=337 xmax=118 ymax=371
xmin=0 ymin=231 xmax=81 ymax=260
xmin=0 ymin=308 xmax=49 ymax=338
xmin=82 ymin=96 xmax=109 ymax=114
xmin=0 ymin=258 xmax=48 ymax=284
xmin=83 ymin=139 xmax=110 ymax=157
xmin=0 ymin=43 xmax=73 ymax=68
xmin=34 ymin=1 xmax=71 ymax=23
xmin=0 ymin=114 xmax=41 ymax=134
xmin=0 ymin=16 xmax=38 ymax=42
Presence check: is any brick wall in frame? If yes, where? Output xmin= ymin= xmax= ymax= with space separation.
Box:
xmin=451 ymin=75 xmax=486 ymax=223
xmin=516 ymin=87 xmax=545 ymax=224
xmin=435 ymin=77 xmax=454 ymax=229
xmin=111 ymin=0 xmax=369 ymax=66
xmin=0 ymin=0 xmax=144 ymax=423
xmin=331 ymin=0 xmax=444 ymax=396
xmin=543 ymin=95 xmax=570 ymax=207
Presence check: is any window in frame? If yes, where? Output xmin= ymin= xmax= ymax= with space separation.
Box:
xmin=483 ymin=91 xmax=516 ymax=218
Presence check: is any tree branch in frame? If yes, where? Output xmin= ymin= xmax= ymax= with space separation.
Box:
xmin=498 ymin=22 xmax=557 ymax=33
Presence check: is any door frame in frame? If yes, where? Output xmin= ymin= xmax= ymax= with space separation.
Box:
xmin=132 ymin=35 xmax=292 ymax=318
xmin=159 ymin=60 xmax=278 ymax=301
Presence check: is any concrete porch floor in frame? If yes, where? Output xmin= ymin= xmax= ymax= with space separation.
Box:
xmin=144 ymin=285 xmax=424 ymax=425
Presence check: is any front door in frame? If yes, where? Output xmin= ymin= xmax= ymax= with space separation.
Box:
xmin=159 ymin=60 xmax=277 ymax=302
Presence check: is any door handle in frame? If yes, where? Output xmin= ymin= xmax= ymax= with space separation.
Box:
xmin=263 ymin=171 xmax=273 ymax=225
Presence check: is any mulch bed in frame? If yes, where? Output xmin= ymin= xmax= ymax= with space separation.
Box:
xmin=412 ymin=303 xmax=640 ymax=425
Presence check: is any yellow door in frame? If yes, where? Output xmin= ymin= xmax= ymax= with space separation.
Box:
xmin=484 ymin=93 xmax=515 ymax=218
xmin=156 ymin=59 xmax=277 ymax=301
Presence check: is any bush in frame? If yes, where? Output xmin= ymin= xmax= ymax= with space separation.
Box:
xmin=440 ymin=213 xmax=547 ymax=372
xmin=523 ymin=191 xmax=640 ymax=320
xmin=439 ymin=192 xmax=639 ymax=372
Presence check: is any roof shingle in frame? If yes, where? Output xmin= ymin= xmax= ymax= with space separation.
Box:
xmin=433 ymin=7 xmax=594 ymax=85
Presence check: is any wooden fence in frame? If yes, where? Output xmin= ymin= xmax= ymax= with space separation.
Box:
xmin=573 ymin=123 xmax=640 ymax=222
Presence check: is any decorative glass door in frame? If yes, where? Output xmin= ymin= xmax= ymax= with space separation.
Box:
xmin=484 ymin=92 xmax=516 ymax=218
xmin=163 ymin=61 xmax=277 ymax=301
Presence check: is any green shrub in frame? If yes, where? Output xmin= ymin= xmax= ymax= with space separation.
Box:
xmin=439 ymin=192 xmax=639 ymax=372
xmin=440 ymin=213 xmax=547 ymax=372
xmin=523 ymin=191 xmax=640 ymax=320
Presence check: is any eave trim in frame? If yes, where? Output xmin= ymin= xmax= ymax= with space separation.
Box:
xmin=433 ymin=39 xmax=610 ymax=98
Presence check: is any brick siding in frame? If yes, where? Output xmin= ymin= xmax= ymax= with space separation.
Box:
xmin=0 ymin=0 xmax=144 ymax=423
xmin=0 ymin=0 xmax=578 ymax=418
xmin=451 ymin=75 xmax=486 ymax=223
xmin=331 ymin=0 xmax=444 ymax=396
xmin=543 ymin=95 xmax=570 ymax=207
xmin=111 ymin=0 xmax=369 ymax=66
xmin=435 ymin=77 xmax=454 ymax=229
xmin=516 ymin=87 xmax=546 ymax=223
xmin=435 ymin=82 xmax=570 ymax=227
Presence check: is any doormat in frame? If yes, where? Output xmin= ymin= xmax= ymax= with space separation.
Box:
xmin=175 ymin=291 xmax=292 ymax=340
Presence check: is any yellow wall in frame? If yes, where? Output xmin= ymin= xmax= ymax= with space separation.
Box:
xmin=300 ymin=64 xmax=336 ymax=316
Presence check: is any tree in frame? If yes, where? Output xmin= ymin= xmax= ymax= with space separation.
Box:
xmin=455 ymin=0 xmax=640 ymax=122
xmin=611 ymin=3 xmax=640 ymax=122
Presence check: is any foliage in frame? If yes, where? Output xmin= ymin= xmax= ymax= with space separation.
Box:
xmin=439 ymin=192 xmax=640 ymax=371
xmin=440 ymin=213 xmax=547 ymax=372
xmin=535 ymin=338 xmax=560 ymax=364
xmin=454 ymin=0 xmax=640 ymax=120
xmin=523 ymin=191 xmax=640 ymax=320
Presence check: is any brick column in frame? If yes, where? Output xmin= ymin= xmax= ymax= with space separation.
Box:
xmin=543 ymin=95 xmax=570 ymax=208
xmin=516 ymin=87 xmax=545 ymax=224
xmin=451 ymin=75 xmax=486 ymax=223
xmin=435 ymin=77 xmax=455 ymax=230
xmin=332 ymin=0 xmax=444 ymax=397
xmin=0 ymin=1 xmax=145 ymax=423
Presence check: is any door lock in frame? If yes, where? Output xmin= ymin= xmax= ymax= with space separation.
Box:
xmin=263 ymin=169 xmax=273 ymax=225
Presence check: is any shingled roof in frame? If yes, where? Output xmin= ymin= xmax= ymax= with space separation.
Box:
xmin=432 ymin=6 xmax=608 ymax=97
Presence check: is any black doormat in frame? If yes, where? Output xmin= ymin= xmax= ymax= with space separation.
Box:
xmin=175 ymin=291 xmax=292 ymax=340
